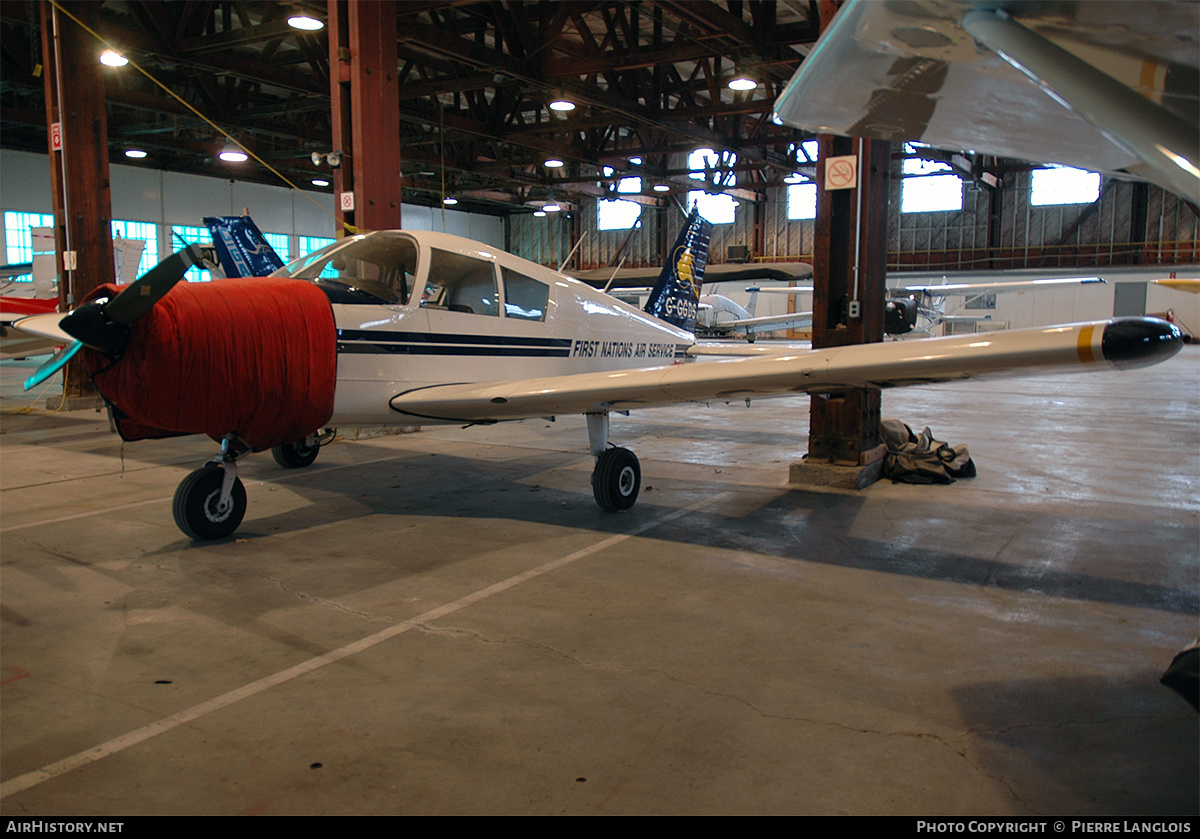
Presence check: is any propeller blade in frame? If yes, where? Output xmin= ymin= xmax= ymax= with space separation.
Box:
xmin=104 ymin=244 xmax=204 ymax=325
xmin=23 ymin=340 xmax=82 ymax=391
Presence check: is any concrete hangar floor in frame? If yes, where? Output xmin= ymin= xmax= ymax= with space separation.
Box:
xmin=0 ymin=346 xmax=1196 ymax=816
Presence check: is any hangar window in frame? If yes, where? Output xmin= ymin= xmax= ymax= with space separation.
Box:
xmin=263 ymin=232 xmax=290 ymax=263
xmin=688 ymin=148 xmax=739 ymax=225
xmin=901 ymin=152 xmax=963 ymax=213
xmin=170 ymin=225 xmax=213 ymax=282
xmin=1031 ymin=166 xmax=1101 ymax=206
xmin=617 ymin=176 xmax=641 ymax=194
xmin=298 ymin=236 xmax=335 ymax=260
xmin=598 ymin=199 xmax=642 ymax=231
xmin=422 ymin=249 xmax=499 ymax=316
xmin=111 ymin=219 xmax=159 ymax=276
xmin=688 ymin=190 xmax=738 ymax=225
xmin=502 ymin=268 xmax=549 ymax=321
xmin=787 ymin=182 xmax=817 ymax=220
xmin=4 ymin=211 xmax=55 ymax=265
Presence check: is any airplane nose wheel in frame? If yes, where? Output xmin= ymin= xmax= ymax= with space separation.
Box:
xmin=173 ymin=464 xmax=247 ymax=540
xmin=591 ymin=447 xmax=641 ymax=511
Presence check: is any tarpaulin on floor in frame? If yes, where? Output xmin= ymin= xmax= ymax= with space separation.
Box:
xmin=84 ymin=278 xmax=337 ymax=451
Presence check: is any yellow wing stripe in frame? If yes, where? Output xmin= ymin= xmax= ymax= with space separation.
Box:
xmin=1077 ymin=324 xmax=1096 ymax=364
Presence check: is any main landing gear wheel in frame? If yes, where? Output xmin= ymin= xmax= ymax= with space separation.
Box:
xmin=271 ymin=437 xmax=320 ymax=468
xmin=591 ymin=447 xmax=641 ymax=512
xmin=173 ymin=465 xmax=247 ymax=540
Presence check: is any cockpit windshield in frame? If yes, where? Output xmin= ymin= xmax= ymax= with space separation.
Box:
xmin=271 ymin=232 xmax=418 ymax=305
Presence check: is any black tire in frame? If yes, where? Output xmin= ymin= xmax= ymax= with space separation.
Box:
xmin=591 ymin=447 xmax=641 ymax=512
xmin=173 ymin=465 xmax=247 ymax=540
xmin=272 ymin=437 xmax=319 ymax=468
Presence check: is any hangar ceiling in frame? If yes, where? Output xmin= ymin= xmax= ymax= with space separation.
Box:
xmin=0 ymin=0 xmax=821 ymax=215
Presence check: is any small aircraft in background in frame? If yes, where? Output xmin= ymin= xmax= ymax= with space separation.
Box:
xmin=14 ymin=207 xmax=1182 ymax=541
xmin=737 ymin=276 xmax=1108 ymax=338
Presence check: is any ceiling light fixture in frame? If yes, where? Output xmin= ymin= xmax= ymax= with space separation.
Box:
xmin=218 ymin=141 xmax=248 ymax=163
xmin=544 ymin=158 xmax=565 ymax=168
xmin=652 ymin=183 xmax=670 ymax=192
xmin=443 ymin=197 xmax=458 ymax=205
xmin=124 ymin=149 xmax=147 ymax=159
xmin=728 ymin=73 xmax=757 ymax=91
xmin=287 ymin=4 xmax=324 ymax=31
xmin=311 ymin=178 xmax=330 ymax=187
xmin=100 ymin=50 xmax=128 ymax=67
xmin=543 ymin=202 xmax=561 ymax=213
xmin=533 ymin=210 xmax=547 ymax=217
xmin=549 ymin=99 xmax=576 ymax=112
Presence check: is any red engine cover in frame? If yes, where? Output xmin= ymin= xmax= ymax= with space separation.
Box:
xmin=84 ymin=278 xmax=337 ymax=451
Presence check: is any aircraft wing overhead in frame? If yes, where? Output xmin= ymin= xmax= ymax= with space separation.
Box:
xmin=390 ymin=318 xmax=1181 ymax=424
xmin=774 ymin=0 xmax=1200 ymax=203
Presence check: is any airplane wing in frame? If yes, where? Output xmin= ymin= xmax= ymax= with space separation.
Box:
xmin=573 ymin=262 xmax=813 ymax=290
xmin=894 ymin=277 xmax=1106 ymax=297
xmin=773 ymin=0 xmax=1200 ymax=203
xmin=716 ymin=311 xmax=814 ymax=334
xmin=1 ymin=302 xmax=64 ymax=360
xmin=1154 ymin=279 xmax=1200 ymax=294
xmin=390 ymin=318 xmax=1179 ymax=423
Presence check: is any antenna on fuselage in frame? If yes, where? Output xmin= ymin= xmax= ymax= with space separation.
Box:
xmin=557 ymin=230 xmax=587 ymax=273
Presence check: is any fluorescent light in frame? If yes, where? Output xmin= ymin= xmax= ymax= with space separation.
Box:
xmin=544 ymin=158 xmax=565 ymax=168
xmin=288 ymin=14 xmax=324 ymax=31
xmin=100 ymin=50 xmax=128 ymax=67
xmin=549 ymin=99 xmax=575 ymax=112
xmin=124 ymin=149 xmax=147 ymax=159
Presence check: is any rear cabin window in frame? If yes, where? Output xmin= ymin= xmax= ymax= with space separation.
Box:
xmin=502 ymin=268 xmax=549 ymax=321
xmin=422 ymin=250 xmax=499 ymax=316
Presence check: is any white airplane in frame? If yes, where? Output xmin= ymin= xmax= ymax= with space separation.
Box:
xmin=695 ymin=290 xmax=813 ymax=341
xmin=14 ymin=207 xmax=1182 ymax=541
xmin=742 ymin=276 xmax=1107 ymax=336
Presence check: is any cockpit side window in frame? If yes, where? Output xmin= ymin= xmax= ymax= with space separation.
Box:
xmin=274 ymin=234 xmax=416 ymax=305
xmin=421 ymin=250 xmax=499 ymax=316
xmin=501 ymin=268 xmax=549 ymax=322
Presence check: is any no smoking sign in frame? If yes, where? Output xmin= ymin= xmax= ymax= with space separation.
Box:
xmin=824 ymin=154 xmax=858 ymax=191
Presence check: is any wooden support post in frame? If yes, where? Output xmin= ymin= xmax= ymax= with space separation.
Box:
xmin=41 ymin=0 xmax=114 ymax=402
xmin=329 ymin=0 xmax=401 ymax=235
xmin=799 ymin=135 xmax=891 ymax=481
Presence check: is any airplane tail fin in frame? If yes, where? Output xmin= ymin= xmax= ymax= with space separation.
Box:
xmin=202 ymin=216 xmax=285 ymax=278
xmin=644 ymin=206 xmax=712 ymax=334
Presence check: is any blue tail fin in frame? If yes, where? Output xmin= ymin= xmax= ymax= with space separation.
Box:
xmin=202 ymin=216 xmax=285 ymax=278
xmin=643 ymin=207 xmax=712 ymax=334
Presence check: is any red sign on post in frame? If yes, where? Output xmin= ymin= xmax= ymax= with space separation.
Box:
xmin=50 ymin=122 xmax=62 ymax=151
